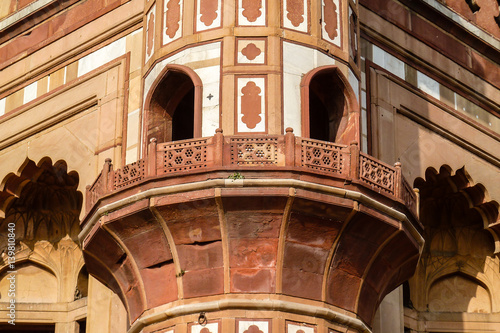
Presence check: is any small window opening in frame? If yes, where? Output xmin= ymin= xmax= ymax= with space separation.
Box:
xmin=308 ymin=71 xmax=346 ymax=142
xmin=148 ymin=70 xmax=195 ymax=143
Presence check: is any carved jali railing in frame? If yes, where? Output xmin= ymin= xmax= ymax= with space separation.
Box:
xmin=86 ymin=129 xmax=418 ymax=216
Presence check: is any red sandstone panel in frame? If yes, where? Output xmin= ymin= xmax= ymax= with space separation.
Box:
xmin=230 ymin=238 xmax=278 ymax=268
xmin=282 ymin=267 xmax=323 ymax=300
xmin=325 ymin=269 xmax=360 ymax=311
xmin=231 ymin=268 xmax=276 ymax=293
xmin=183 ymin=267 xmax=225 ymax=297
xmin=141 ymin=263 xmax=178 ymax=307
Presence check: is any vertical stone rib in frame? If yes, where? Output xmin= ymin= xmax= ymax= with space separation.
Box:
xmin=215 ymin=188 xmax=231 ymax=293
xmin=150 ymin=202 xmax=184 ymax=299
xmin=276 ymin=188 xmax=296 ymax=293
xmin=321 ymin=201 xmax=359 ymax=302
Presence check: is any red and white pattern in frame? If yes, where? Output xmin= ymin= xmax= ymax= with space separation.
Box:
xmin=145 ymin=5 xmax=156 ymax=63
xmin=238 ymin=0 xmax=266 ymax=26
xmin=196 ymin=0 xmax=222 ymax=31
xmin=321 ymin=0 xmax=341 ymax=46
xmin=287 ymin=322 xmax=315 ymax=333
xmin=237 ymin=77 xmax=266 ymax=133
xmin=283 ymin=0 xmax=308 ymax=33
xmin=236 ymin=319 xmax=271 ymax=333
xmin=163 ymin=0 xmax=183 ymax=44
xmin=190 ymin=322 xmax=219 ymax=333
xmin=237 ymin=39 xmax=266 ymax=64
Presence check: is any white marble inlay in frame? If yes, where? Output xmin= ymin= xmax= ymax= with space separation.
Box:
xmin=23 ymin=81 xmax=38 ymax=104
xmin=237 ymin=77 xmax=266 ymax=133
xmin=238 ymin=0 xmax=266 ymax=26
xmin=78 ymin=37 xmax=127 ymax=77
xmin=288 ymin=323 xmax=315 ymax=333
xmin=191 ymin=323 xmax=219 ymax=333
xmin=238 ymin=320 xmax=269 ymax=333
xmin=283 ymin=0 xmax=308 ymax=32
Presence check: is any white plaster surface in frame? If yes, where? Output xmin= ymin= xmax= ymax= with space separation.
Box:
xmin=238 ymin=0 xmax=266 ymax=26
xmin=417 ymin=71 xmax=440 ymax=100
xmin=372 ymin=45 xmax=405 ymax=80
xmin=237 ymin=77 xmax=266 ymax=133
xmin=143 ymin=42 xmax=222 ymax=137
xmin=23 ymin=81 xmax=38 ymax=104
xmin=349 ymin=68 xmax=359 ymax=102
xmin=282 ymin=42 xmax=336 ymax=135
xmin=78 ymin=37 xmax=127 ymax=77
xmin=0 ymin=98 xmax=5 ymax=116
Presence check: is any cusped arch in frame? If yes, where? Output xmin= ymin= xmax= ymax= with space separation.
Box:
xmin=0 ymin=260 xmax=59 ymax=303
xmin=143 ymin=64 xmax=203 ymax=152
xmin=300 ymin=65 xmax=360 ymax=145
xmin=414 ymin=165 xmax=499 ymax=251
xmin=426 ymin=272 xmax=493 ymax=314
xmin=0 ymin=157 xmax=82 ymax=246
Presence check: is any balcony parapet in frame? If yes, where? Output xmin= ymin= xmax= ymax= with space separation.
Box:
xmin=85 ymin=128 xmax=419 ymax=217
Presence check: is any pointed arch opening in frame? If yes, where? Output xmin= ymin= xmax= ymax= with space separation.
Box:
xmin=145 ymin=65 xmax=202 ymax=149
xmin=301 ymin=66 xmax=360 ymax=145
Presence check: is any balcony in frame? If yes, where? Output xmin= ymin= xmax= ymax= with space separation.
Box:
xmin=84 ymin=128 xmax=418 ymax=218
xmin=80 ymin=128 xmax=422 ymax=329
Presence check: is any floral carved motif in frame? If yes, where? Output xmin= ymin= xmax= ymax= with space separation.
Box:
xmin=165 ymin=0 xmax=181 ymax=38
xmin=200 ymin=0 xmax=218 ymax=26
xmin=323 ymin=0 xmax=338 ymax=40
xmin=241 ymin=81 xmax=262 ymax=129
xmin=286 ymin=0 xmax=305 ymax=27
xmin=242 ymin=0 xmax=262 ymax=22
xmin=244 ymin=325 xmax=264 ymax=333
xmin=241 ymin=43 xmax=262 ymax=60
xmin=147 ymin=11 xmax=155 ymax=56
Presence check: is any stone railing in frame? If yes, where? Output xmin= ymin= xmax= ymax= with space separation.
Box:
xmin=86 ymin=129 xmax=418 ymax=216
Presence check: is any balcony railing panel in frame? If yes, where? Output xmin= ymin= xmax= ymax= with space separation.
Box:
xmin=86 ymin=132 xmax=418 ymax=217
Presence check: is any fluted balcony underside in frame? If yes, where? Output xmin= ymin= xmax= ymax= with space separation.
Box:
xmin=80 ymin=130 xmax=423 ymax=330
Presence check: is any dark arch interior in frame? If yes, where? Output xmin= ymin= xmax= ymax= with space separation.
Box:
xmin=308 ymin=71 xmax=347 ymax=142
xmin=76 ymin=265 xmax=89 ymax=299
xmin=148 ymin=71 xmax=195 ymax=143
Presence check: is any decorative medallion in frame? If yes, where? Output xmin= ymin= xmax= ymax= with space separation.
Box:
xmin=146 ymin=6 xmax=156 ymax=63
xmin=241 ymin=81 xmax=262 ymax=129
xmin=200 ymin=0 xmax=219 ymax=26
xmin=242 ymin=0 xmax=262 ymax=22
xmin=147 ymin=10 xmax=155 ymax=56
xmin=322 ymin=0 xmax=341 ymax=46
xmin=237 ymin=39 xmax=266 ymax=64
xmin=241 ymin=43 xmax=261 ymax=60
xmin=237 ymin=77 xmax=266 ymax=132
xmin=283 ymin=0 xmax=308 ymax=32
xmin=287 ymin=0 xmax=305 ymax=27
xmin=165 ymin=0 xmax=181 ymax=39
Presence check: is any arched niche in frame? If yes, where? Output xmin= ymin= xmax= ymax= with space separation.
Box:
xmin=300 ymin=66 xmax=360 ymax=145
xmin=75 ymin=265 xmax=89 ymax=299
xmin=144 ymin=65 xmax=203 ymax=149
xmin=0 ymin=262 xmax=58 ymax=303
xmin=428 ymin=273 xmax=492 ymax=313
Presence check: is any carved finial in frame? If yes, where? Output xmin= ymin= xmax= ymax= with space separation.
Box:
xmin=150 ymin=137 xmax=157 ymax=143
xmin=105 ymin=158 xmax=112 ymax=164
xmin=350 ymin=141 xmax=358 ymax=146
xmin=394 ymin=162 xmax=402 ymax=168
xmin=215 ymin=128 xmax=223 ymax=134
xmin=285 ymin=127 xmax=294 ymax=133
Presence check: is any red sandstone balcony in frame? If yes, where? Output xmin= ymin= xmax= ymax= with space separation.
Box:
xmin=80 ymin=129 xmax=422 ymax=329
xmin=84 ymin=128 xmax=418 ymax=218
